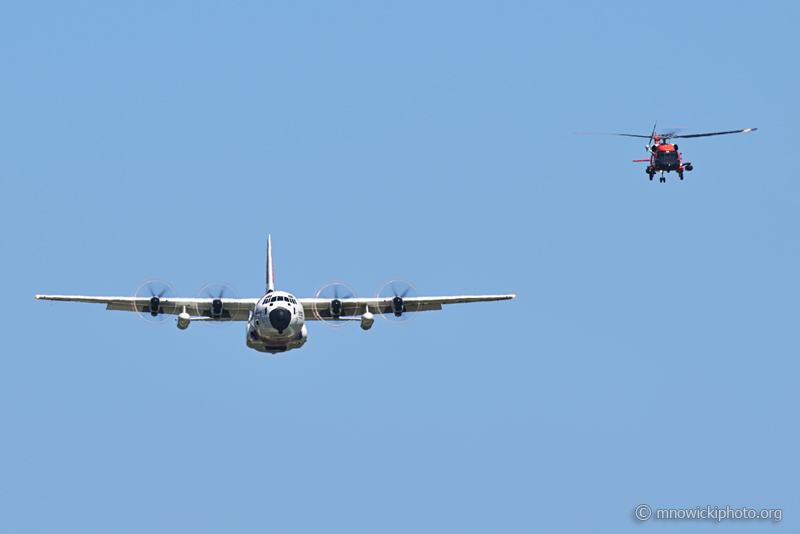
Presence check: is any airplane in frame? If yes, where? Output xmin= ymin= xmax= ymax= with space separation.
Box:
xmin=35 ymin=236 xmax=516 ymax=354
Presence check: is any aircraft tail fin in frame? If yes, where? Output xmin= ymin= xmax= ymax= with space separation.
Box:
xmin=266 ymin=235 xmax=275 ymax=293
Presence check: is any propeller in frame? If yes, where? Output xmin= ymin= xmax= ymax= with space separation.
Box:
xmin=312 ymin=281 xmax=359 ymax=328
xmin=576 ymin=121 xmax=662 ymax=143
xmin=575 ymin=131 xmax=652 ymax=139
xmin=577 ymin=125 xmax=756 ymax=140
xmin=659 ymin=126 xmax=688 ymax=138
xmin=375 ymin=279 xmax=420 ymax=324
xmin=194 ymin=282 xmax=240 ymax=327
xmin=667 ymin=127 xmax=757 ymax=139
xmin=132 ymin=278 xmax=177 ymax=324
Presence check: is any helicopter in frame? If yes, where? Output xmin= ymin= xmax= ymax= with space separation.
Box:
xmin=579 ymin=124 xmax=757 ymax=182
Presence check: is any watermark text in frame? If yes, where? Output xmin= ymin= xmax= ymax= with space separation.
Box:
xmin=635 ymin=504 xmax=781 ymax=522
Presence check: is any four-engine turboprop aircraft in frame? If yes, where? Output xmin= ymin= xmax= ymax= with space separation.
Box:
xmin=35 ymin=236 xmax=516 ymax=354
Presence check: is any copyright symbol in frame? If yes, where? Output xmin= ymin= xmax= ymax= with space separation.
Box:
xmin=635 ymin=504 xmax=652 ymax=521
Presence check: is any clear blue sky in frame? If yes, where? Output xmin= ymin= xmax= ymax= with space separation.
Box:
xmin=2 ymin=1 xmax=798 ymax=532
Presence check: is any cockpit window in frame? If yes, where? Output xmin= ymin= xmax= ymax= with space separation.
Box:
xmin=264 ymin=295 xmax=297 ymax=304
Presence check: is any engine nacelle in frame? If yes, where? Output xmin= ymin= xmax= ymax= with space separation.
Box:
xmin=177 ymin=312 xmax=191 ymax=330
xmin=360 ymin=311 xmax=374 ymax=330
xmin=329 ymin=298 xmax=343 ymax=318
xmin=391 ymin=296 xmax=404 ymax=317
xmin=211 ymin=298 xmax=223 ymax=318
xmin=148 ymin=296 xmax=161 ymax=316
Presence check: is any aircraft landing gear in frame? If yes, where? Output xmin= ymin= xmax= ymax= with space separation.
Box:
xmin=679 ymin=172 xmax=684 ymax=180
xmin=646 ymin=166 xmax=654 ymax=181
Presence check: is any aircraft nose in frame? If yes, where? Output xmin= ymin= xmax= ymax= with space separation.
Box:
xmin=269 ymin=307 xmax=291 ymax=334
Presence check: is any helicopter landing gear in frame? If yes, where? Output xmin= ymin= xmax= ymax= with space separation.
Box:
xmin=646 ymin=166 xmax=654 ymax=181
xmin=660 ymin=175 xmax=665 ymax=183
xmin=679 ymin=171 xmax=684 ymax=180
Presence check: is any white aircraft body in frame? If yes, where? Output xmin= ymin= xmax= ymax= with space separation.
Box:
xmin=36 ymin=237 xmax=516 ymax=354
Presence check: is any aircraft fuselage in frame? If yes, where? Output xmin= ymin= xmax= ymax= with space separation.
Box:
xmin=246 ymin=291 xmax=307 ymax=353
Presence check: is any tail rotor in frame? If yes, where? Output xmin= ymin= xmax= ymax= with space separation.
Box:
xmin=647 ymin=121 xmax=657 ymax=152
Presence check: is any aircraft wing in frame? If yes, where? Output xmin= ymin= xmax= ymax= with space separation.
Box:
xmin=36 ymin=293 xmax=516 ymax=321
xmin=300 ymin=294 xmax=516 ymax=320
xmin=34 ymin=294 xmax=258 ymax=321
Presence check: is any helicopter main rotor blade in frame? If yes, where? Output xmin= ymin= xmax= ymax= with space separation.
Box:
xmin=672 ymin=128 xmax=757 ymax=139
xmin=574 ymin=132 xmax=652 ymax=138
